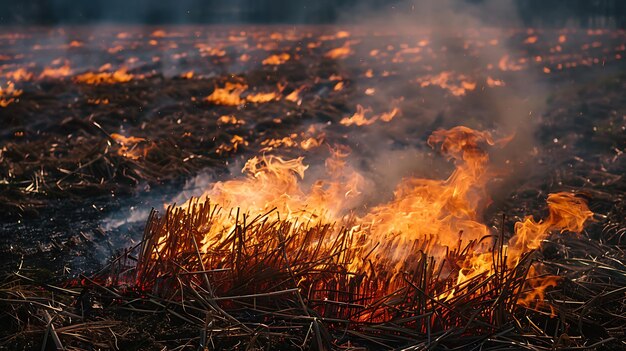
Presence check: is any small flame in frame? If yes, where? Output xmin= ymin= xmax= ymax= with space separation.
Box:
xmin=205 ymin=82 xmax=248 ymax=106
xmin=39 ymin=63 xmax=72 ymax=79
xmin=246 ymin=91 xmax=279 ymax=104
xmin=75 ymin=67 xmax=133 ymax=85
xmin=325 ymin=43 xmax=352 ymax=60
xmin=262 ymin=53 xmax=291 ymax=65
xmin=0 ymin=81 xmax=22 ymax=107
xmin=110 ymin=133 xmax=154 ymax=160
xmin=416 ymin=71 xmax=476 ymax=96
xmin=340 ymin=105 xmax=376 ymax=126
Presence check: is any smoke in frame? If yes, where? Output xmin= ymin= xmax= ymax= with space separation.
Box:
xmin=277 ymin=0 xmax=548 ymax=212
xmin=100 ymin=0 xmax=552 ymax=234
xmin=35 ymin=0 xmax=590 ymax=264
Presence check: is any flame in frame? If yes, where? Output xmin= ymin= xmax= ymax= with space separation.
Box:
xmin=4 ymin=68 xmax=32 ymax=82
xmin=518 ymin=267 xmax=561 ymax=315
xmin=110 ymin=133 xmax=153 ymax=160
xmin=416 ymin=71 xmax=476 ymax=96
xmin=285 ymin=86 xmax=305 ymax=104
xmin=340 ymin=105 xmax=376 ymax=126
xmin=260 ymin=136 xmax=297 ymax=152
xmin=524 ymin=36 xmax=538 ymax=44
xmin=205 ymin=82 xmax=248 ymax=106
xmin=498 ymin=55 xmax=524 ymax=71
xmin=75 ymin=67 xmax=133 ymax=85
xmin=300 ymin=136 xmax=323 ymax=150
xmin=87 ymin=98 xmax=109 ymax=105
xmin=325 ymin=43 xmax=352 ymax=59
xmin=149 ymin=126 xmax=593 ymax=319
xmin=216 ymin=135 xmax=248 ymax=155
xmin=378 ymin=107 xmax=400 ymax=122
xmin=217 ymin=115 xmax=245 ymax=125
xmin=486 ymin=76 xmax=506 ymax=87
xmin=39 ymin=63 xmax=72 ymax=79
xmin=246 ymin=91 xmax=279 ymax=104
xmin=0 ymin=81 xmax=22 ymax=107
xmin=262 ymin=53 xmax=291 ymax=65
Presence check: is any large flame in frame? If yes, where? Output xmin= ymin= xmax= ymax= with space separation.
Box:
xmin=153 ymin=126 xmax=592 ymax=314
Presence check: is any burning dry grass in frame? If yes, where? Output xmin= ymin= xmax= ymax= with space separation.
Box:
xmin=1 ymin=164 xmax=623 ymax=349
xmin=1 ymin=26 xmax=625 ymax=350
xmin=3 ymin=193 xmax=621 ymax=350
xmin=0 ymin=82 xmax=22 ymax=107
xmin=95 ymin=127 xmax=601 ymax=348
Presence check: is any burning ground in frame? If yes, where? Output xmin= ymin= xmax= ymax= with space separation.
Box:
xmin=0 ymin=25 xmax=625 ymax=350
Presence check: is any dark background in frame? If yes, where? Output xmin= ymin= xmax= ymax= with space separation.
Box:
xmin=0 ymin=0 xmax=625 ymax=27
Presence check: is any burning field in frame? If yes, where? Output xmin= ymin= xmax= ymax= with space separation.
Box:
xmin=0 ymin=11 xmax=626 ymax=351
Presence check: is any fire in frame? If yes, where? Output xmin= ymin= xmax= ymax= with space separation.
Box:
xmin=325 ymin=43 xmax=352 ymax=60
xmin=216 ymin=135 xmax=248 ymax=154
xmin=260 ymin=136 xmax=297 ymax=152
xmin=75 ymin=67 xmax=133 ymax=85
xmin=524 ymin=36 xmax=538 ymax=44
xmin=217 ymin=115 xmax=245 ymax=125
xmin=378 ymin=107 xmax=400 ymax=122
xmin=4 ymin=68 xmax=33 ymax=82
xmin=110 ymin=133 xmax=154 ymax=160
xmin=0 ymin=81 xmax=22 ymax=107
xmin=517 ymin=268 xmax=561 ymax=315
xmin=246 ymin=91 xmax=279 ymax=104
xmin=285 ymin=86 xmax=304 ymax=104
xmin=141 ymin=126 xmax=593 ymax=320
xmin=39 ymin=63 xmax=72 ymax=79
xmin=498 ymin=55 xmax=524 ymax=71
xmin=300 ymin=136 xmax=323 ymax=150
xmin=205 ymin=82 xmax=248 ymax=106
xmin=416 ymin=71 xmax=477 ymax=96
xmin=262 ymin=53 xmax=290 ymax=65
xmin=87 ymin=98 xmax=110 ymax=105
xmin=340 ymin=105 xmax=376 ymax=126
xmin=486 ymin=76 xmax=506 ymax=87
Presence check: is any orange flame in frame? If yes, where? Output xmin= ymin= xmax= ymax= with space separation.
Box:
xmin=416 ymin=71 xmax=477 ymax=96
xmin=340 ymin=105 xmax=376 ymax=126
xmin=75 ymin=67 xmax=133 ymax=85
xmin=39 ymin=63 xmax=72 ymax=79
xmin=110 ymin=133 xmax=153 ymax=160
xmin=262 ymin=53 xmax=291 ymax=65
xmin=157 ymin=127 xmax=592 ymax=312
xmin=325 ymin=43 xmax=352 ymax=60
xmin=0 ymin=81 xmax=22 ymax=107
xmin=205 ymin=82 xmax=248 ymax=106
